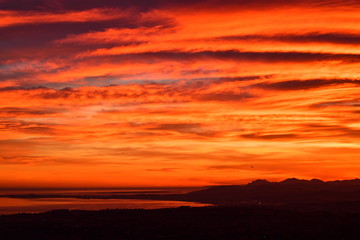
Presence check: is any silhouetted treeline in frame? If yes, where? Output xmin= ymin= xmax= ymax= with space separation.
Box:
xmin=1 ymin=206 xmax=360 ymax=240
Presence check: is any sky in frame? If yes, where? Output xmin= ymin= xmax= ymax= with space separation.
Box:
xmin=0 ymin=0 xmax=360 ymax=187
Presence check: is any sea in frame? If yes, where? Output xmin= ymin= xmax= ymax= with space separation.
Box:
xmin=0 ymin=187 xmax=210 ymax=215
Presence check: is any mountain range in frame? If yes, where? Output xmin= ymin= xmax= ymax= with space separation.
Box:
xmin=178 ymin=178 xmax=360 ymax=205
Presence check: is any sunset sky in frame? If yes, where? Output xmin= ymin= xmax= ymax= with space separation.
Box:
xmin=1 ymin=0 xmax=360 ymax=187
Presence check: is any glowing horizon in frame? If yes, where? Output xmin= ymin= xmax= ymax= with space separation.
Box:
xmin=1 ymin=0 xmax=360 ymax=187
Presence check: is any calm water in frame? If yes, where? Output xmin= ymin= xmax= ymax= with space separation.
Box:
xmin=0 ymin=187 xmax=203 ymax=195
xmin=0 ymin=187 xmax=210 ymax=214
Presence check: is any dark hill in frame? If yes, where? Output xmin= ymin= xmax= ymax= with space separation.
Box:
xmin=182 ymin=178 xmax=360 ymax=205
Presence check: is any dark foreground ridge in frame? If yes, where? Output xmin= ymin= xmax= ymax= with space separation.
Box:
xmin=1 ymin=206 xmax=360 ymax=240
xmin=3 ymin=179 xmax=360 ymax=239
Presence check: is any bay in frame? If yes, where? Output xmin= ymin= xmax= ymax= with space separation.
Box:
xmin=0 ymin=187 xmax=210 ymax=214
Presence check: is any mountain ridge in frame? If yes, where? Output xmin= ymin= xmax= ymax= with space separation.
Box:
xmin=182 ymin=178 xmax=360 ymax=205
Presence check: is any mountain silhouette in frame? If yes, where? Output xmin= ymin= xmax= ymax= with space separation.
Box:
xmin=3 ymin=178 xmax=360 ymax=239
xmin=3 ymin=178 xmax=360 ymax=209
xmin=180 ymin=178 xmax=360 ymax=205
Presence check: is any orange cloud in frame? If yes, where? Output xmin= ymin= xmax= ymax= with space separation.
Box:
xmin=1 ymin=0 xmax=360 ymax=187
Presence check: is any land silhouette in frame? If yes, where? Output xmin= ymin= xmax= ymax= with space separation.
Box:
xmin=4 ymin=178 xmax=360 ymax=210
xmin=2 ymin=178 xmax=360 ymax=239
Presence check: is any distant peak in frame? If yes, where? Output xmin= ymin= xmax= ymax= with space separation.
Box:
xmin=280 ymin=178 xmax=302 ymax=184
xmin=280 ymin=178 xmax=325 ymax=184
xmin=310 ymin=178 xmax=324 ymax=183
xmin=249 ymin=179 xmax=270 ymax=185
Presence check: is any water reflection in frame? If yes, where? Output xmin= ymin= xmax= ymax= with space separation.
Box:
xmin=0 ymin=197 xmax=211 ymax=215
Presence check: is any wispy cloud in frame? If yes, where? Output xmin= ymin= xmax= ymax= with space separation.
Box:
xmin=0 ymin=0 xmax=359 ymax=187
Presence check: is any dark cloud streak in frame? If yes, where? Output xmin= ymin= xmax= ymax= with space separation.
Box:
xmin=241 ymin=133 xmax=299 ymax=140
xmin=220 ymin=32 xmax=360 ymax=45
xmin=2 ymin=0 xmax=358 ymax=11
xmin=0 ymin=107 xmax=60 ymax=115
xmin=100 ymin=50 xmax=360 ymax=63
xmin=253 ymin=79 xmax=360 ymax=91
